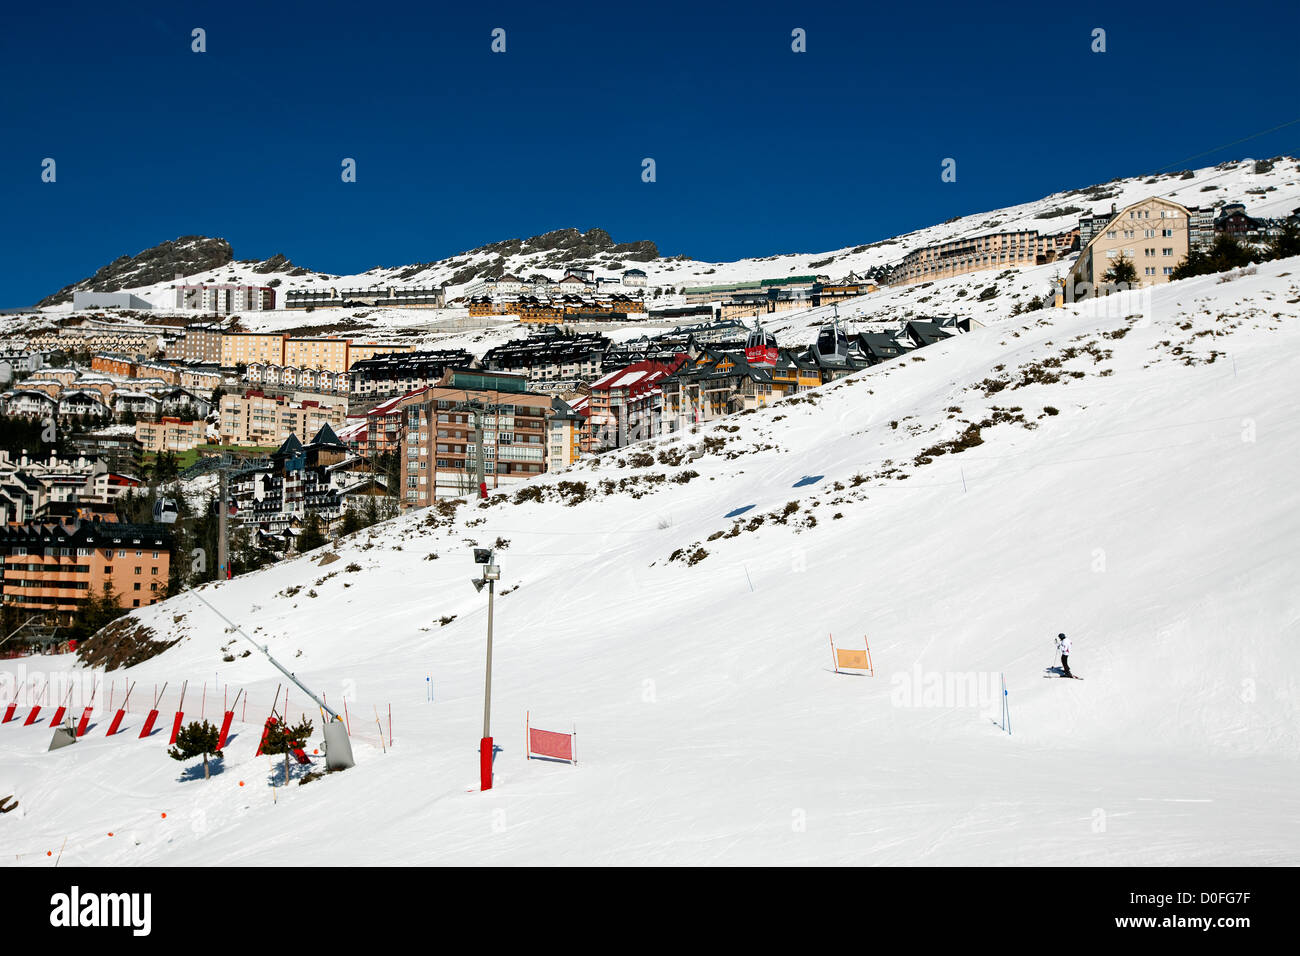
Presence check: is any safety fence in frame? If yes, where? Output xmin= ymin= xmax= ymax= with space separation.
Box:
xmin=0 ymin=673 xmax=392 ymax=750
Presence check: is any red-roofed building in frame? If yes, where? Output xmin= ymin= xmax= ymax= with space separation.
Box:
xmin=585 ymin=358 xmax=682 ymax=451
xmin=363 ymin=389 xmax=428 ymax=459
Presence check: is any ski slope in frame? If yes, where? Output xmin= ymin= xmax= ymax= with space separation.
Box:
xmin=3 ymin=257 xmax=1299 ymax=866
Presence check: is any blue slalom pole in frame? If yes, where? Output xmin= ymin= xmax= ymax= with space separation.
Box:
xmin=1002 ymin=673 xmax=1011 ymax=736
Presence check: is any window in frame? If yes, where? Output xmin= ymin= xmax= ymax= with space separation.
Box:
xmin=135 ymin=567 xmax=142 ymax=575
xmin=1163 ymin=248 xmax=1174 ymax=256
xmin=133 ymin=582 xmax=141 ymax=591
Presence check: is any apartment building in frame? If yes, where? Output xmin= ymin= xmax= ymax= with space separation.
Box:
xmin=136 ymin=417 xmax=207 ymax=454
xmin=220 ymin=332 xmax=287 ymax=369
xmin=481 ymin=332 xmax=609 ymax=387
xmin=1068 ymin=196 xmax=1190 ymax=292
xmin=347 ymin=342 xmax=416 ymax=366
xmin=174 ymin=283 xmax=275 ymax=312
xmin=284 ymin=337 xmax=350 ymax=374
xmin=0 ymin=451 xmax=135 ymax=524
xmin=0 ymin=519 xmax=172 ymax=616
xmin=348 ymin=349 xmax=474 ymax=402
xmin=284 ymin=285 xmax=446 ymax=309
xmin=170 ymin=323 xmax=225 ymax=363
xmin=1187 ymin=206 xmax=1217 ymax=252
xmin=398 ymin=370 xmax=551 ymax=507
xmin=178 ymin=367 xmax=223 ymax=393
xmin=681 ymin=275 xmax=821 ymax=305
xmin=26 ymin=327 xmax=165 ymax=355
xmin=547 ymin=398 xmax=583 ymax=469
xmin=890 ymin=229 xmax=1070 ymax=285
xmin=584 ymin=359 xmax=681 ymax=451
xmin=90 ymin=354 xmax=135 ymax=377
xmin=218 ymin=390 xmax=346 ymax=446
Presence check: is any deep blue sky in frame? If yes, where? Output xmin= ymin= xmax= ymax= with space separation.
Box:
xmin=2 ymin=0 xmax=1297 ymax=306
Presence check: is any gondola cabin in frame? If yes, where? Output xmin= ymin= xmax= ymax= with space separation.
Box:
xmin=813 ymin=319 xmax=850 ymax=365
xmin=744 ymin=321 xmax=779 ymax=368
xmin=153 ymin=497 xmax=179 ymax=524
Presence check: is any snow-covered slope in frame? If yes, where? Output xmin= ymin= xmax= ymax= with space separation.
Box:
xmin=4 ymin=255 xmax=1298 ymax=866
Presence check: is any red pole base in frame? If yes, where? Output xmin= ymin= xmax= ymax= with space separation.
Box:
xmin=480 ymin=737 xmax=493 ymax=791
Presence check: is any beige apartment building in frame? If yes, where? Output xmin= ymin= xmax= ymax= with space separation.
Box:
xmin=136 ymin=417 xmax=207 ymax=454
xmin=892 ymin=229 xmax=1064 ymax=285
xmin=1068 ymin=196 xmax=1190 ymax=292
xmin=284 ymin=337 xmax=351 ymax=374
xmin=219 ymin=332 xmax=287 ymax=369
xmin=218 ymin=391 xmax=346 ymax=446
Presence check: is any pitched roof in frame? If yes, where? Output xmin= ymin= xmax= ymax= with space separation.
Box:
xmin=310 ymin=423 xmax=343 ymax=447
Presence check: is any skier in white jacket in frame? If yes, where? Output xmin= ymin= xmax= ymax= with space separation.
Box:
xmin=1056 ymin=633 xmax=1073 ymax=678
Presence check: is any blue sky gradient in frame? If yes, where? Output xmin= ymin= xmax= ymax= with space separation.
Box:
xmin=2 ymin=0 xmax=1297 ymax=304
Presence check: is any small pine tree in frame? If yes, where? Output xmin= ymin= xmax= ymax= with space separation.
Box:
xmin=339 ymin=506 xmax=363 ymax=536
xmin=261 ymin=716 xmax=313 ymax=785
xmin=168 ymin=719 xmax=224 ymax=779
xmin=297 ymin=512 xmax=327 ymax=552
xmin=1102 ymin=255 xmax=1138 ymax=287
xmin=1267 ymin=221 xmax=1300 ymax=261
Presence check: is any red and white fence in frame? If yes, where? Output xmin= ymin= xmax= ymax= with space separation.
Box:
xmin=1 ymin=673 xmax=390 ymax=749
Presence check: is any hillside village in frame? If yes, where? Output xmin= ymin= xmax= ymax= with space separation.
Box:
xmin=0 ymin=157 xmax=1298 ymax=653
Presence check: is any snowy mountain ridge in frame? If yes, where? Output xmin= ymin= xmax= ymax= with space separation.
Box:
xmin=27 ymin=156 xmax=1300 ymax=315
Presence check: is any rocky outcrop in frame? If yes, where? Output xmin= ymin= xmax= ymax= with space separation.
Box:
xmin=38 ymin=236 xmax=234 ymax=307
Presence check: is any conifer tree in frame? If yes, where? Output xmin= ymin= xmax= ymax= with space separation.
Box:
xmin=261 ymin=715 xmax=314 ymax=784
xmin=297 ymin=512 xmax=327 ymax=552
xmin=1102 ymin=255 xmax=1137 ymax=287
xmin=167 ymin=719 xmax=224 ymax=779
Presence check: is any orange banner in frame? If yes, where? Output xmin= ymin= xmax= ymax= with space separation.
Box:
xmin=836 ymin=648 xmax=869 ymax=670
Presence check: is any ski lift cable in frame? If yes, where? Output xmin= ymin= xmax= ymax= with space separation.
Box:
xmin=189 ymin=591 xmax=341 ymax=723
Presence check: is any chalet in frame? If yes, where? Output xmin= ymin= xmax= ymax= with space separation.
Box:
xmin=901 ymin=320 xmax=954 ymax=349
xmin=856 ymin=332 xmax=910 ymax=365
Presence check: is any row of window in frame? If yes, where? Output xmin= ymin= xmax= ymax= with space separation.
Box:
xmin=8 ymin=548 xmax=162 ymax=558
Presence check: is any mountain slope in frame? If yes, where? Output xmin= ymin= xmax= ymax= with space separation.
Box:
xmin=3 ymin=255 xmax=1298 ymax=866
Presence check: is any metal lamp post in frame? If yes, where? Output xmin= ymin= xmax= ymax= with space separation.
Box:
xmin=472 ymin=548 xmax=500 ymax=790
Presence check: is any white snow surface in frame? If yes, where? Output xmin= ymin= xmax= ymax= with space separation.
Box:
xmin=2 ymin=254 xmax=1298 ymax=866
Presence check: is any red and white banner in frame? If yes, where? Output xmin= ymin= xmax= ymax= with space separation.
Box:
xmin=526 ymin=712 xmax=576 ymax=764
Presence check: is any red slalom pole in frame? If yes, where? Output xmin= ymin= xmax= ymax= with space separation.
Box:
xmin=76 ymin=681 xmax=99 ymax=737
xmin=49 ymin=684 xmax=76 ymax=727
xmin=23 ymin=679 xmax=47 ymax=725
xmin=480 ymin=737 xmax=493 ymax=791
xmin=139 ymin=681 xmax=167 ymax=738
xmin=217 ymin=690 xmax=242 ymax=751
xmin=169 ymin=679 xmax=188 ymax=745
xmin=106 ymin=681 xmax=136 ymax=736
